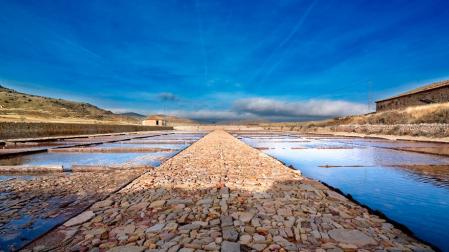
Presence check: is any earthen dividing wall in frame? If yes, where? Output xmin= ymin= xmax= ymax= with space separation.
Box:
xmin=0 ymin=122 xmax=172 ymax=139
xmin=266 ymin=123 xmax=449 ymax=138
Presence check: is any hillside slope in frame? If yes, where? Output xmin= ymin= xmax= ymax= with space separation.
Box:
xmin=260 ymin=103 xmax=449 ymax=138
xmin=119 ymin=112 xmax=146 ymax=120
xmin=0 ymin=85 xmax=141 ymax=124
xmin=262 ymin=102 xmax=449 ymax=128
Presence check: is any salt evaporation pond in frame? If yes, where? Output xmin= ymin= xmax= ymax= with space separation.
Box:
xmin=0 ymin=132 xmax=203 ymax=170
xmin=0 ymin=131 xmax=205 ymax=250
xmin=238 ymin=133 xmax=449 ymax=251
xmin=0 ymin=151 xmax=171 ymax=169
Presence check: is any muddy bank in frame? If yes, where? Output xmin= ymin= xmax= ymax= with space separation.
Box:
xmin=27 ymin=130 xmax=432 ymax=251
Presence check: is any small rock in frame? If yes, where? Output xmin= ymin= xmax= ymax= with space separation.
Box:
xmin=107 ymin=245 xmax=145 ymax=252
xmin=328 ymin=229 xmax=376 ymax=247
xmin=179 ymin=223 xmax=201 ymax=231
xmin=239 ymin=212 xmax=254 ymax=223
xmin=150 ymin=200 xmax=166 ymax=208
xmin=326 ymin=191 xmax=347 ymax=201
xmin=163 ymin=222 xmax=178 ymax=232
xmin=92 ymin=199 xmax=113 ymax=210
xmin=145 ymin=223 xmax=165 ymax=233
xmin=223 ymin=226 xmax=239 ymax=241
xmin=221 ymin=215 xmax=233 ymax=227
xmin=253 ymin=233 xmax=266 ymax=243
xmin=179 ymin=248 xmax=194 ymax=252
xmin=338 ymin=243 xmax=357 ymax=251
xmin=240 ymin=234 xmax=252 ymax=244
xmin=221 ymin=241 xmax=240 ymax=252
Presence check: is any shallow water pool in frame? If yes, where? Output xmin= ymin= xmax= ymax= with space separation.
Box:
xmin=239 ymin=133 xmax=449 ymax=251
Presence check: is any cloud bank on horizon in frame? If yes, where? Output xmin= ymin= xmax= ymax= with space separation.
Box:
xmin=1 ymin=0 xmax=449 ymax=122
xmin=165 ymin=98 xmax=369 ymax=123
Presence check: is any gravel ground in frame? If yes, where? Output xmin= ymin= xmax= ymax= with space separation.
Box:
xmin=26 ymin=130 xmax=433 ymax=252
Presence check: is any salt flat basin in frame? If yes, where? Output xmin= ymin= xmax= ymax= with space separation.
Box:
xmin=0 ymin=132 xmax=202 ymax=173
xmin=238 ymin=133 xmax=449 ymax=251
xmin=0 ymin=132 xmax=204 ymax=251
xmin=0 ymin=151 xmax=176 ymax=169
xmin=99 ymin=142 xmax=188 ymax=149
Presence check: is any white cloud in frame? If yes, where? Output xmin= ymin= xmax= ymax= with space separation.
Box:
xmin=163 ymin=109 xmax=254 ymax=122
xmin=110 ymin=97 xmax=370 ymax=123
xmin=233 ymin=98 xmax=369 ymax=118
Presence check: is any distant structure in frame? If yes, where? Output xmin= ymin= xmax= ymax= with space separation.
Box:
xmin=142 ymin=115 xmax=167 ymax=126
xmin=376 ymin=79 xmax=449 ymax=112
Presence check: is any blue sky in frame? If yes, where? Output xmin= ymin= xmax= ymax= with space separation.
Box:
xmin=1 ymin=0 xmax=449 ymax=122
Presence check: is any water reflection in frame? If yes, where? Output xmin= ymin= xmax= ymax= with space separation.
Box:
xmin=0 ymin=132 xmax=205 ymax=170
xmin=237 ymin=132 xmax=449 ymax=251
xmin=0 ymin=132 xmax=205 ymax=250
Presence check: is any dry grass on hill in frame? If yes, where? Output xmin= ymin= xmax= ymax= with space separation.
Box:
xmin=0 ymin=86 xmax=141 ymax=124
xmin=262 ymin=102 xmax=449 ymax=129
xmin=345 ymin=102 xmax=449 ymax=125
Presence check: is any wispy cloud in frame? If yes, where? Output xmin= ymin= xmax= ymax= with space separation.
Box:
xmin=157 ymin=92 xmax=179 ymax=102
xmin=249 ymin=0 xmax=318 ymax=84
xmin=167 ymin=109 xmax=247 ymax=121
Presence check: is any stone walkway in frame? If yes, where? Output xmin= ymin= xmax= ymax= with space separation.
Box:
xmin=27 ymin=130 xmax=432 ymax=252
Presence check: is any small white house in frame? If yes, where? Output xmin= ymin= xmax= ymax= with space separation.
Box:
xmin=142 ymin=115 xmax=167 ymax=126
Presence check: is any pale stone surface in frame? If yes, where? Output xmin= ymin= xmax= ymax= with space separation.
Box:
xmin=106 ymin=245 xmax=145 ymax=252
xmin=328 ymin=229 xmax=377 ymax=246
xmin=64 ymin=211 xmax=95 ymax=227
xmin=145 ymin=223 xmax=165 ymax=233
xmin=221 ymin=241 xmax=240 ymax=252
xmin=149 ymin=200 xmax=165 ymax=208
xmin=92 ymin=199 xmax=113 ymax=210
xmin=223 ymin=226 xmax=239 ymax=241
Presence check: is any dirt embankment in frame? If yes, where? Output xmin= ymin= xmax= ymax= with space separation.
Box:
xmin=0 ymin=122 xmax=172 ymax=140
xmin=266 ymin=123 xmax=449 ymax=139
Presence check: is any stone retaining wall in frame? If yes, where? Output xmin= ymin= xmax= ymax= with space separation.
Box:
xmin=329 ymin=123 xmax=448 ymax=137
xmin=265 ymin=123 xmax=449 ymax=138
xmin=0 ymin=122 xmax=172 ymax=140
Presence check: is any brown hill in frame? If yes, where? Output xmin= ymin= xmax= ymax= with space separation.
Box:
xmin=0 ymin=85 xmax=140 ymax=124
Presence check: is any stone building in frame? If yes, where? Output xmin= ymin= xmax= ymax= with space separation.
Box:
xmin=376 ymin=79 xmax=449 ymax=112
xmin=142 ymin=115 xmax=167 ymax=126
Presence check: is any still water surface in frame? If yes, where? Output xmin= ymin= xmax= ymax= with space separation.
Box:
xmin=238 ymin=133 xmax=449 ymax=251
xmin=0 ymin=132 xmax=205 ymax=250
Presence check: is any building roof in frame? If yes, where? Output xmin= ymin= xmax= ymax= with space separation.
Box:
xmin=144 ymin=115 xmax=166 ymax=120
xmin=376 ymin=79 xmax=449 ymax=103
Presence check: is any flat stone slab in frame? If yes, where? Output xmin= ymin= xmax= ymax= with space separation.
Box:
xmin=222 ymin=241 xmax=240 ymax=252
xmin=328 ymin=228 xmax=377 ymax=247
xmin=64 ymin=211 xmax=95 ymax=227
xmin=107 ymin=245 xmax=145 ymax=252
